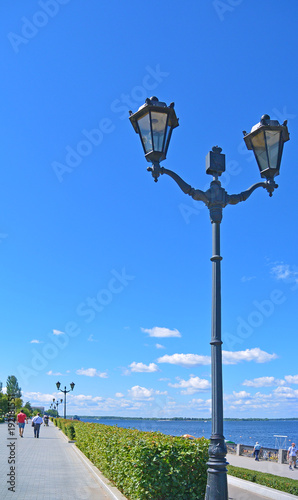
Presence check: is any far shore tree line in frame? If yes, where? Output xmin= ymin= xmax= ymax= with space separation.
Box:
xmin=0 ymin=375 xmax=57 ymax=422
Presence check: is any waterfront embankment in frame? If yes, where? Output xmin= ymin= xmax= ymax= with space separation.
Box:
xmin=1 ymin=420 xmax=297 ymax=500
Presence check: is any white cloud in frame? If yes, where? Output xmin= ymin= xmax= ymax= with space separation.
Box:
xmin=232 ymin=390 xmax=251 ymax=399
xmin=30 ymin=339 xmax=43 ymax=344
xmin=73 ymin=394 xmax=96 ymax=402
xmin=115 ymin=392 xmax=124 ymax=398
xmin=158 ymin=353 xmax=210 ymax=367
xmin=47 ymin=370 xmax=63 ymax=376
xmin=141 ymin=326 xmax=181 ymax=338
xmin=23 ymin=391 xmax=56 ymax=403
xmin=284 ymin=375 xmax=298 ymax=385
xmin=222 ymin=348 xmax=277 ymax=365
xmin=271 ymin=263 xmax=298 ymax=284
xmin=76 ymin=368 xmax=108 ymax=378
xmin=88 ymin=334 xmax=98 ymax=342
xmin=128 ymin=385 xmax=154 ymax=399
xmin=243 ymin=377 xmax=285 ymax=388
xmin=273 ymin=386 xmax=298 ymax=400
xmin=157 ymin=349 xmax=276 ymax=369
xmin=223 ymin=387 xmax=298 ymax=413
xmin=53 ymin=329 xmax=64 ymax=336
xmin=130 ymin=362 xmax=158 ymax=373
xmin=156 ymin=344 xmax=165 ymax=349
xmin=241 ymin=276 xmax=256 ymax=282
xmin=189 ymin=398 xmax=211 ymax=411
xmin=169 ymin=376 xmax=210 ymax=395
xmin=224 ymin=391 xmax=251 ymax=402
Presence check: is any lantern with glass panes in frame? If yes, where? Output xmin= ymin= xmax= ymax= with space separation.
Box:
xmin=243 ymin=114 xmax=289 ymax=181
xmin=129 ymin=96 xmax=179 ymax=179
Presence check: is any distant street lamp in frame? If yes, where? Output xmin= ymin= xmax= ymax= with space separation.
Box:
xmin=56 ymin=382 xmax=75 ymax=419
xmin=51 ymin=398 xmax=63 ymax=417
xmin=129 ymin=98 xmax=289 ymax=500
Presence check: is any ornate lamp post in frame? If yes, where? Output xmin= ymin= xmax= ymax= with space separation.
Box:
xmin=51 ymin=398 xmax=63 ymax=417
xmin=56 ymin=382 xmax=75 ymax=419
xmin=129 ymin=98 xmax=289 ymax=500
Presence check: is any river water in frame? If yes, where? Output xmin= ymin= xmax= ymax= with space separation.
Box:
xmin=80 ymin=418 xmax=298 ymax=450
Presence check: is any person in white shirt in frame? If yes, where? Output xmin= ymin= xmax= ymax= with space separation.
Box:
xmin=287 ymin=442 xmax=297 ymax=470
xmin=32 ymin=413 xmax=43 ymax=438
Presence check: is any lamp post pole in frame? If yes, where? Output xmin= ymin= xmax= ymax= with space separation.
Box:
xmin=129 ymin=99 xmax=289 ymax=500
xmin=56 ymin=382 xmax=75 ymax=419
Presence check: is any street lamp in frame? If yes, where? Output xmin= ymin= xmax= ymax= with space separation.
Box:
xmin=129 ymin=98 xmax=289 ymax=500
xmin=56 ymin=382 xmax=75 ymax=419
xmin=51 ymin=398 xmax=63 ymax=417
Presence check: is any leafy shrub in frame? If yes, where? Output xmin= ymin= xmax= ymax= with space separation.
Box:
xmin=68 ymin=421 xmax=209 ymax=500
xmin=228 ymin=465 xmax=298 ymax=496
xmin=65 ymin=422 xmax=76 ymax=440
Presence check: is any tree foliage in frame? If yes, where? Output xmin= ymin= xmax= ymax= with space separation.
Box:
xmin=0 ymin=392 xmax=8 ymax=415
xmin=24 ymin=401 xmax=33 ymax=412
xmin=46 ymin=409 xmax=58 ymax=417
xmin=6 ymin=375 xmax=22 ymax=398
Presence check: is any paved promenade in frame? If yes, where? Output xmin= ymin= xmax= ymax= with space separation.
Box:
xmin=227 ymin=452 xmax=298 ymax=480
xmin=0 ymin=421 xmax=126 ymax=500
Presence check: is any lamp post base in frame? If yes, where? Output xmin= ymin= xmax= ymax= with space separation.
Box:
xmin=205 ymin=436 xmax=228 ymax=500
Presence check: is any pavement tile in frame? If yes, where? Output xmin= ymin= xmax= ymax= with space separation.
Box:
xmin=0 ymin=422 xmax=114 ymax=500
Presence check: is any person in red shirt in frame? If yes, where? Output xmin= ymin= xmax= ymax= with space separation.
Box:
xmin=17 ymin=410 xmax=28 ymax=437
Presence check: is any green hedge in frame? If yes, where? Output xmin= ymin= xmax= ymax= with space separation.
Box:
xmin=56 ymin=418 xmax=209 ymax=499
xmin=54 ymin=418 xmax=75 ymax=440
xmin=228 ymin=465 xmax=298 ymax=496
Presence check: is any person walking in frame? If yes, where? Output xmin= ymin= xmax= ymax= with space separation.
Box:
xmin=32 ymin=413 xmax=43 ymax=438
xmin=253 ymin=442 xmax=261 ymax=461
xmin=287 ymin=442 xmax=297 ymax=470
xmin=17 ymin=409 xmax=28 ymax=438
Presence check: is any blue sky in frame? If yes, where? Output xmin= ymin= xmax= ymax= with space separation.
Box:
xmin=0 ymin=0 xmax=298 ymax=418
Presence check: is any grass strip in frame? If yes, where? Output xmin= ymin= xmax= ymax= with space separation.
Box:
xmin=228 ymin=464 xmax=298 ymax=496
